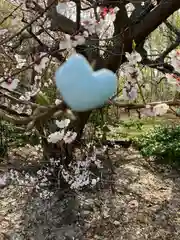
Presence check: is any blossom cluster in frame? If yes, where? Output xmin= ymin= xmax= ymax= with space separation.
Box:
xmin=115 ymin=48 xmax=180 ymax=117
xmin=0 ymin=142 xmax=104 ymax=197
xmin=56 ymin=1 xmax=118 ymax=50
xmin=121 ymin=51 xmax=142 ymax=101
xmin=60 ymin=145 xmax=103 ymax=189
xmin=47 ymin=119 xmax=77 ymax=144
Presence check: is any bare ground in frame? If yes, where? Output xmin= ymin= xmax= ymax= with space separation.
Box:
xmin=0 ymin=146 xmax=180 ymax=240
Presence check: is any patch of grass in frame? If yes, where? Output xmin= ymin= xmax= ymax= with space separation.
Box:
xmin=107 ymin=114 xmax=179 ymax=140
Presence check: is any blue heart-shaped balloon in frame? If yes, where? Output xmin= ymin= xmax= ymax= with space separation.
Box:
xmin=55 ymin=54 xmax=117 ymax=111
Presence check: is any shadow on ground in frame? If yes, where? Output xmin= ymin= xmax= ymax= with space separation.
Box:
xmin=1 ymin=146 xmax=180 ymax=240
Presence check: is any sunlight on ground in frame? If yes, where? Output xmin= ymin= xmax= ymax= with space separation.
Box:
xmin=108 ymin=112 xmax=180 ymax=139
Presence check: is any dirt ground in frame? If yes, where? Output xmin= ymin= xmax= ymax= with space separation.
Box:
xmin=0 ymin=146 xmax=180 ymax=240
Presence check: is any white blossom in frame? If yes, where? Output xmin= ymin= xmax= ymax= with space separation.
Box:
xmin=0 ymin=174 xmax=7 ymax=187
xmin=14 ymin=54 xmax=26 ymax=68
xmin=83 ymin=31 xmax=89 ymax=38
xmin=56 ymin=119 xmax=70 ymax=128
xmin=123 ymin=63 xmax=136 ymax=74
xmin=59 ymin=146 xmax=102 ymax=189
xmin=125 ymin=51 xmax=142 ymax=65
xmin=91 ymin=177 xmax=100 ymax=186
xmin=59 ymin=34 xmax=74 ymax=50
xmin=0 ymin=78 xmax=19 ymax=91
xmin=34 ymin=53 xmax=49 ymax=73
xmin=170 ymin=49 xmax=180 ymax=72
xmin=166 ymin=73 xmax=180 ymax=92
xmin=171 ymin=58 xmax=180 ymax=73
xmin=153 ymin=103 xmax=169 ymax=116
xmin=121 ymin=63 xmax=142 ymax=82
xmin=83 ymin=20 xmax=96 ymax=35
xmin=56 ymin=2 xmax=68 ymax=15
xmin=59 ymin=34 xmax=85 ymax=50
xmin=47 ymin=130 xmax=65 ymax=143
xmin=74 ymin=34 xmax=86 ymax=45
xmin=19 ymin=92 xmax=32 ymax=101
xmin=123 ymin=81 xmax=138 ymax=100
xmin=55 ymin=99 xmax=62 ymax=105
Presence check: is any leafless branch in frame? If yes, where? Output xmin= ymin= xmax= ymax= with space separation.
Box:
xmin=112 ymin=99 xmax=180 ymax=109
xmin=0 ymin=0 xmax=56 ymax=45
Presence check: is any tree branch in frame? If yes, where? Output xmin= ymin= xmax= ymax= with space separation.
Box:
xmin=0 ymin=102 xmax=68 ymax=125
xmin=133 ymin=0 xmax=180 ymax=43
xmin=47 ymin=0 xmax=81 ymax=34
xmin=76 ymin=0 xmax=81 ymax=30
xmin=0 ymin=0 xmax=57 ymax=45
xmin=165 ymin=20 xmax=180 ymax=36
xmin=106 ymin=0 xmax=180 ymax=72
xmin=141 ymin=58 xmax=180 ymax=76
xmin=112 ymin=99 xmax=180 ymax=109
xmin=158 ymin=38 xmax=180 ymax=60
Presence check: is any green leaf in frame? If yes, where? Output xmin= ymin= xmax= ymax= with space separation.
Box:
xmin=36 ymin=92 xmax=50 ymax=106
xmin=132 ymin=40 xmax=136 ymax=50
xmin=136 ymin=125 xmax=180 ymax=165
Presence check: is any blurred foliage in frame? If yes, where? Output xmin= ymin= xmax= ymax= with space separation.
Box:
xmin=0 ymin=119 xmax=8 ymax=157
xmin=88 ymin=107 xmax=112 ymax=141
xmin=106 ymin=118 xmax=149 ymax=140
xmin=88 ymin=106 xmax=180 ymax=146
xmin=38 ymin=62 xmax=58 ymax=104
xmin=36 ymin=92 xmax=51 ymax=106
xmin=0 ymin=120 xmax=40 ymax=157
xmin=120 ymin=119 xmax=143 ymax=130
xmin=134 ymin=125 xmax=180 ymax=165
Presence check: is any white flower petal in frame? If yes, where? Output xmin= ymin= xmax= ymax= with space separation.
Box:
xmin=56 ymin=119 xmax=70 ymax=128
xmin=56 ymin=2 xmax=68 ymax=15
xmin=55 ymin=99 xmax=62 ymax=105
xmin=1 ymin=78 xmax=19 ymax=91
xmin=47 ymin=130 xmax=65 ymax=143
xmin=153 ymin=103 xmax=169 ymax=116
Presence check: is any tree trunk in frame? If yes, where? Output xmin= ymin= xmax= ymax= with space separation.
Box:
xmin=41 ymin=0 xmax=180 ymax=185
xmin=40 ymin=44 xmax=104 ymax=185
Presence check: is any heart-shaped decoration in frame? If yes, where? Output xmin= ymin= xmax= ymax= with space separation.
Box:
xmin=55 ymin=54 xmax=117 ymax=111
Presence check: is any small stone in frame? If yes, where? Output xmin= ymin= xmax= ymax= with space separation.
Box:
xmin=137 ymin=213 xmax=148 ymax=223
xmin=128 ymin=200 xmax=139 ymax=209
xmin=113 ymin=220 xmax=120 ymax=226
xmin=82 ymin=210 xmax=91 ymax=217
xmin=0 ymin=174 xmax=8 ymax=188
